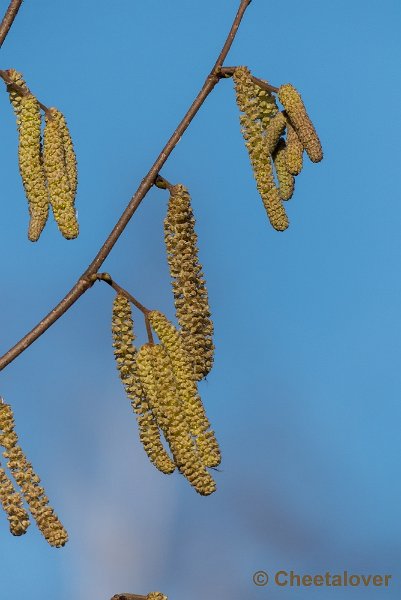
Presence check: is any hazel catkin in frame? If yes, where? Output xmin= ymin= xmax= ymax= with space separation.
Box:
xmin=43 ymin=108 xmax=79 ymax=239
xmin=164 ymin=184 xmax=214 ymax=381
xmin=285 ymin=120 xmax=304 ymax=175
xmin=233 ymin=67 xmax=289 ymax=231
xmin=278 ymin=83 xmax=323 ymax=163
xmin=264 ymin=110 xmax=287 ymax=155
xmin=111 ymin=294 xmax=176 ymax=474
xmin=16 ymin=93 xmax=49 ymax=241
xmin=272 ymin=138 xmax=295 ymax=201
xmin=0 ymin=465 xmax=30 ymax=536
xmin=0 ymin=401 xmax=68 ymax=547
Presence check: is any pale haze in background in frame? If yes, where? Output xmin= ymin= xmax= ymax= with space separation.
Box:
xmin=0 ymin=1 xmax=400 ymax=599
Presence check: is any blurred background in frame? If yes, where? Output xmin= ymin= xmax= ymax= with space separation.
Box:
xmin=0 ymin=1 xmax=400 ymax=598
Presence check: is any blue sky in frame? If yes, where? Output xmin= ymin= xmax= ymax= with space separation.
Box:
xmin=0 ymin=1 xmax=400 ymax=599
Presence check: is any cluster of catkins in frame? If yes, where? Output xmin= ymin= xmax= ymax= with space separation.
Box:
xmin=233 ymin=66 xmax=323 ymax=231
xmin=112 ymin=185 xmax=220 ymax=496
xmin=6 ymin=69 xmax=78 ymax=241
xmin=0 ymin=400 xmax=68 ymax=546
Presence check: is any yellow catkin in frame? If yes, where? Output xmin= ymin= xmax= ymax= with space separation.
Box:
xmin=272 ymin=138 xmax=295 ymax=201
xmin=0 ymin=465 xmax=30 ymax=536
xmin=233 ymin=67 xmax=289 ymax=231
xmin=0 ymin=402 xmax=68 ymax=547
xmin=285 ymin=120 xmax=303 ymax=175
xmin=264 ymin=111 xmax=287 ymax=155
xmin=111 ymin=295 xmax=175 ymax=475
xmin=43 ymin=108 xmax=79 ymax=239
xmin=147 ymin=311 xmax=221 ymax=470
xmin=278 ymin=83 xmax=323 ymax=163
xmin=51 ymin=109 xmax=78 ymax=201
xmin=164 ymin=184 xmax=214 ymax=381
xmin=136 ymin=344 xmax=216 ymax=496
xmin=147 ymin=593 xmax=168 ymax=600
xmin=16 ymin=93 xmax=49 ymax=241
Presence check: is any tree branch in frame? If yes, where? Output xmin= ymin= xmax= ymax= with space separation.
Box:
xmin=0 ymin=0 xmax=252 ymax=371
xmin=0 ymin=0 xmax=23 ymax=49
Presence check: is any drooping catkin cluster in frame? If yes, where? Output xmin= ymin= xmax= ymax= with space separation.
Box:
xmin=0 ymin=400 xmax=68 ymax=547
xmin=6 ymin=69 xmax=78 ymax=241
xmin=112 ymin=294 xmax=176 ymax=475
xmin=233 ymin=66 xmax=288 ymax=231
xmin=233 ymin=67 xmax=323 ymax=229
xmin=112 ymin=296 xmax=220 ymax=495
xmin=164 ymin=184 xmax=214 ymax=381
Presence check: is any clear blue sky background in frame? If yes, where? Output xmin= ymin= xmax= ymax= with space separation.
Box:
xmin=0 ymin=1 xmax=400 ymax=599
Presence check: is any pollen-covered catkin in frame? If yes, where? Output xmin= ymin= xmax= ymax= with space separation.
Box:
xmin=233 ymin=67 xmax=289 ymax=231
xmin=0 ymin=465 xmax=30 ymax=536
xmin=278 ymin=84 xmax=323 ymax=163
xmin=164 ymin=184 xmax=214 ymax=381
xmin=273 ymin=138 xmax=295 ymax=201
xmin=147 ymin=310 xmax=221 ymax=469
xmin=0 ymin=401 xmax=68 ymax=547
xmin=51 ymin=109 xmax=78 ymax=201
xmin=43 ymin=108 xmax=79 ymax=239
xmin=285 ymin=120 xmax=303 ymax=175
xmin=264 ymin=111 xmax=287 ymax=155
xmin=16 ymin=94 xmax=49 ymax=241
xmin=136 ymin=343 xmax=216 ymax=495
xmin=111 ymin=295 xmax=175 ymax=474
xmin=147 ymin=593 xmax=168 ymax=600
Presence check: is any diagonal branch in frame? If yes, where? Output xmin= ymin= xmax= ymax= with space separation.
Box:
xmin=0 ymin=0 xmax=253 ymax=371
xmin=0 ymin=0 xmax=23 ymax=48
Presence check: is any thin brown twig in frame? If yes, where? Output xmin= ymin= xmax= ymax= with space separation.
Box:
xmin=0 ymin=0 xmax=253 ymax=371
xmin=96 ymin=273 xmax=150 ymax=316
xmin=154 ymin=175 xmax=174 ymax=191
xmin=219 ymin=66 xmax=279 ymax=93
xmin=0 ymin=0 xmax=23 ymax=49
xmin=0 ymin=69 xmax=51 ymax=113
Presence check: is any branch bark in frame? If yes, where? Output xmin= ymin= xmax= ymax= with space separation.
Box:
xmin=0 ymin=0 xmax=253 ymax=371
xmin=0 ymin=0 xmax=23 ymax=48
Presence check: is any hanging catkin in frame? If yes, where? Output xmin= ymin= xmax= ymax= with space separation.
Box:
xmin=43 ymin=108 xmax=79 ymax=239
xmin=147 ymin=310 xmax=221 ymax=469
xmin=264 ymin=111 xmax=287 ymax=155
xmin=272 ymin=138 xmax=295 ymax=201
xmin=136 ymin=343 xmax=216 ymax=496
xmin=278 ymin=83 xmax=323 ymax=163
xmin=13 ymin=89 xmax=49 ymax=241
xmin=233 ymin=66 xmax=289 ymax=231
xmin=0 ymin=401 xmax=68 ymax=547
xmin=111 ymin=294 xmax=175 ymax=474
xmin=147 ymin=593 xmax=168 ymax=600
xmin=0 ymin=464 xmax=30 ymax=536
xmin=164 ymin=184 xmax=214 ymax=381
xmin=51 ymin=109 xmax=78 ymax=201
xmin=285 ymin=119 xmax=304 ymax=175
